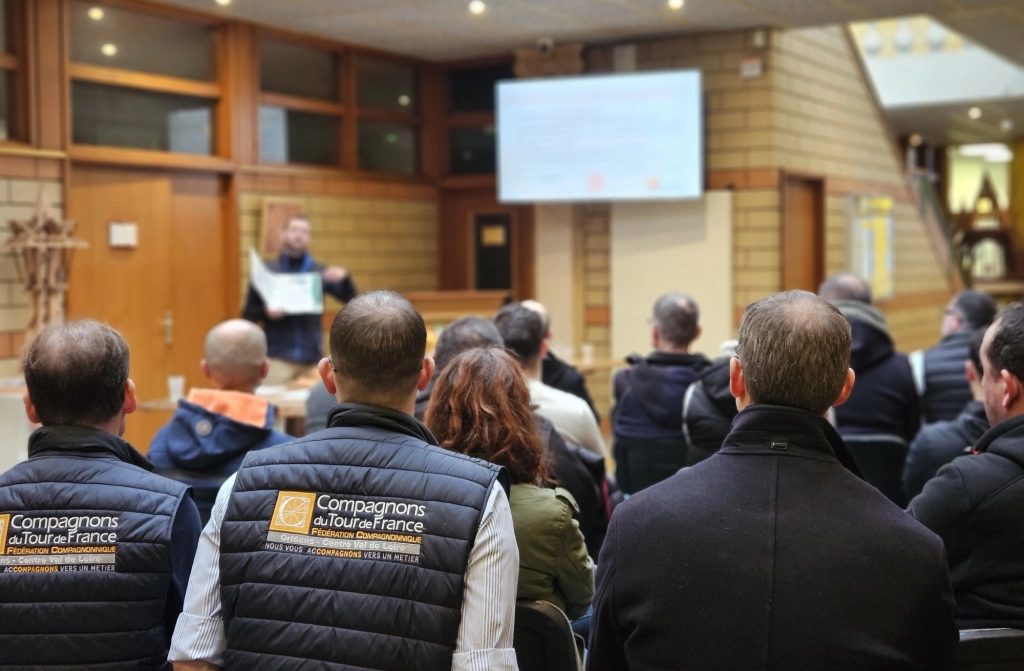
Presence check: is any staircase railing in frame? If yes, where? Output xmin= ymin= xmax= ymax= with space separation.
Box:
xmin=908 ymin=169 xmax=969 ymax=289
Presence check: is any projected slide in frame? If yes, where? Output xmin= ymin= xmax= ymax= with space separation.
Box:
xmin=497 ymin=71 xmax=702 ymax=203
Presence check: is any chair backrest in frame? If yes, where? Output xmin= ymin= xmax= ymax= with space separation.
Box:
xmin=612 ymin=436 xmax=688 ymax=495
xmin=841 ymin=436 xmax=908 ymax=507
xmin=957 ymin=628 xmax=1024 ymax=669
xmin=513 ymin=600 xmax=579 ymax=671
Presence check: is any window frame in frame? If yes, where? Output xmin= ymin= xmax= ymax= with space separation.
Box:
xmin=0 ymin=0 xmax=30 ymax=147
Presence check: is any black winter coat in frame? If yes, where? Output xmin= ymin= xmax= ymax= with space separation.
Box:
xmin=902 ymin=400 xmax=988 ymax=501
xmin=589 ymin=405 xmax=958 ymax=671
xmin=916 ymin=331 xmax=975 ymax=424
xmin=909 ymin=413 xmax=1024 ymax=628
xmin=682 ymin=357 xmax=737 ymax=464
xmin=543 ymin=352 xmax=599 ymax=420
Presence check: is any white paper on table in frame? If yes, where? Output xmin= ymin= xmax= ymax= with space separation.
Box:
xmin=249 ymin=247 xmax=323 ymax=315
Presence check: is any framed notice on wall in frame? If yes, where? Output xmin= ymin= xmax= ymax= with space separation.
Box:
xmin=259 ymin=197 xmax=305 ymax=259
xmin=847 ymin=195 xmax=895 ymax=300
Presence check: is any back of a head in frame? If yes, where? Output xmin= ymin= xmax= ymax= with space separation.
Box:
xmin=493 ymin=303 xmax=546 ymax=365
xmin=23 ymin=320 xmax=130 ymax=426
xmin=425 ymin=347 xmax=545 ymax=485
xmin=954 ymin=290 xmax=997 ymax=331
xmin=520 ymin=299 xmax=551 ymax=334
xmin=818 ymin=273 xmax=872 ymax=305
xmin=969 ymin=327 xmax=986 ymax=379
xmin=738 ymin=291 xmax=852 ymax=414
xmin=986 ymin=302 xmax=1024 ymax=383
xmin=204 ymin=319 xmax=268 ymax=390
xmin=434 ymin=316 xmax=504 ymax=374
xmin=653 ymin=293 xmax=700 ymax=347
xmin=329 ymin=291 xmax=426 ymax=406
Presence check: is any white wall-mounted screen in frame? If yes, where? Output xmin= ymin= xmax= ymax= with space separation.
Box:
xmin=497 ymin=70 xmax=703 ymax=203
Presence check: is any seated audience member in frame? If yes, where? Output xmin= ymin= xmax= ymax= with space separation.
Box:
xmin=911 ymin=290 xmax=997 ymax=424
xmin=170 ymin=292 xmax=518 ymax=671
xmin=903 ymin=329 xmax=989 ymax=501
xmin=304 ymin=379 xmax=334 ymax=434
xmin=589 ymin=292 xmax=957 ymax=671
xmin=494 ymin=303 xmax=606 ymax=457
xmin=149 ymin=319 xmax=292 ymax=523
xmin=411 ymin=315 xmax=607 ymax=556
xmin=910 ymin=303 xmax=1024 ymax=629
xmin=426 ymin=347 xmax=594 ymax=622
xmin=523 ymin=300 xmax=600 ymax=420
xmin=0 ymin=321 xmax=202 ymax=669
xmin=613 ymin=293 xmax=710 ymax=442
xmin=682 ymin=340 xmax=740 ymax=465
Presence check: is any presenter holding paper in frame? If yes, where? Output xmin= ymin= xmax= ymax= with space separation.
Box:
xmin=243 ymin=215 xmax=356 ymax=385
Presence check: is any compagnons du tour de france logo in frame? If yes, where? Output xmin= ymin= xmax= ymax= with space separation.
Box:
xmin=269 ymin=492 xmax=315 ymax=535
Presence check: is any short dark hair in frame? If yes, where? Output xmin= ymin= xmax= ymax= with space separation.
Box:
xmin=23 ymin=320 xmax=130 ymax=426
xmin=653 ymin=293 xmax=699 ymax=347
xmin=329 ymin=291 xmax=426 ymax=405
xmin=986 ymin=303 xmax=1024 ymax=383
xmin=818 ymin=273 xmax=872 ymax=304
xmin=493 ymin=303 xmax=546 ymax=365
xmin=434 ymin=316 xmax=504 ymax=374
xmin=969 ymin=327 xmax=986 ymax=379
xmin=737 ymin=291 xmax=852 ymax=414
xmin=953 ymin=290 xmax=997 ymax=331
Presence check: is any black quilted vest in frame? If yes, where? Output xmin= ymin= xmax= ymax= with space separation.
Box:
xmin=219 ymin=404 xmax=506 ymax=671
xmin=0 ymin=425 xmax=188 ymax=670
xmin=923 ymin=331 xmax=974 ymax=424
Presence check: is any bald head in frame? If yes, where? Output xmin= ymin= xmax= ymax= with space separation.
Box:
xmin=521 ymin=300 xmax=551 ymax=336
xmin=203 ymin=320 xmax=269 ymax=392
xmin=818 ymin=273 xmax=872 ymax=305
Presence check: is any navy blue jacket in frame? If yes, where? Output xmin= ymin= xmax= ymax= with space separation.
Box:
xmin=613 ymin=352 xmax=711 ymax=441
xmin=834 ymin=320 xmax=921 ymax=443
xmin=149 ymin=396 xmax=292 ymax=524
xmin=242 ymin=252 xmax=357 ymax=363
xmin=590 ymin=405 xmax=957 ymax=671
xmin=917 ymin=331 xmax=975 ymax=424
xmin=903 ymin=400 xmax=988 ymax=501
xmin=0 ymin=425 xmax=201 ymax=670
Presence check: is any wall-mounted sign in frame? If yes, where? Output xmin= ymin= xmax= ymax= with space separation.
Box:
xmin=847 ymin=195 xmax=895 ymax=300
xmin=740 ymin=56 xmax=764 ymax=79
xmin=108 ymin=222 xmax=138 ymax=249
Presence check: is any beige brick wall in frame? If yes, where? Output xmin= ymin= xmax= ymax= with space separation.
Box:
xmin=577 ymin=204 xmax=612 ymax=417
xmin=239 ymin=191 xmax=439 ymax=315
xmin=0 ymin=179 xmax=63 ymax=376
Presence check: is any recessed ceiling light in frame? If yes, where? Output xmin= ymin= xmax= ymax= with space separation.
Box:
xmin=469 ymin=0 xmax=486 ymax=15
xmin=215 ymin=0 xmax=231 ymax=5
xmin=909 ymin=134 xmax=923 ymax=147
xmin=1001 ymin=119 xmax=1015 ymax=132
xmin=87 ymin=7 xmax=104 ymax=20
xmin=668 ymin=0 xmax=684 ymax=9
xmin=968 ymin=106 xmax=982 ymax=120
xmin=101 ymin=43 xmax=117 ymax=57
xmin=398 ymin=95 xmax=410 ymax=107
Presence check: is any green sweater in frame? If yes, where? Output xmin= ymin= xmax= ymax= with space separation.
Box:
xmin=510 ymin=483 xmax=595 ymax=620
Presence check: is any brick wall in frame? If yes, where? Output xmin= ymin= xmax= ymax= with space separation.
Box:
xmin=238 ymin=181 xmax=439 ymax=316
xmin=577 ymin=204 xmax=612 ymax=416
xmin=0 ymin=178 xmax=63 ymax=376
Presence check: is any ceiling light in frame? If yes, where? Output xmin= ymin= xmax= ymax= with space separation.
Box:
xmin=215 ymin=0 xmax=231 ymax=5
xmin=968 ymin=106 xmax=982 ymax=120
xmin=100 ymin=43 xmax=117 ymax=57
xmin=959 ymin=143 xmax=1013 ymax=163
xmin=909 ymin=134 xmax=923 ymax=147
xmin=87 ymin=7 xmax=104 ymax=20
xmin=398 ymin=95 xmax=410 ymax=107
xmin=668 ymin=0 xmax=684 ymax=8
xmin=469 ymin=0 xmax=485 ymax=15
xmin=1001 ymin=119 xmax=1015 ymax=132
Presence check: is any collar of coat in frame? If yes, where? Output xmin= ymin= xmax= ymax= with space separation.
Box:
xmin=720 ymin=404 xmax=863 ymax=479
xmin=327 ymin=402 xmax=439 ymax=446
xmin=28 ymin=424 xmax=153 ymax=471
xmin=974 ymin=412 xmax=1024 ymax=456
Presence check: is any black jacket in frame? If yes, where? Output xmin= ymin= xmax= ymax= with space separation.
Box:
xmin=835 ymin=319 xmax=920 ymax=443
xmin=682 ymin=357 xmax=737 ymax=464
xmin=589 ymin=405 xmax=957 ymax=671
xmin=916 ymin=331 xmax=975 ymax=424
xmin=909 ymin=413 xmax=1024 ymax=628
xmin=613 ymin=352 xmax=711 ymax=441
xmin=543 ymin=352 xmax=599 ymax=420
xmin=903 ymin=400 xmax=988 ymax=501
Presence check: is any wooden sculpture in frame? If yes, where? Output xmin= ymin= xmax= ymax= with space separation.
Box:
xmin=2 ymin=188 xmax=87 ymax=348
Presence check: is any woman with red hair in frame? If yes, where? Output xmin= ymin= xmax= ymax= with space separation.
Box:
xmin=426 ymin=347 xmax=594 ymax=622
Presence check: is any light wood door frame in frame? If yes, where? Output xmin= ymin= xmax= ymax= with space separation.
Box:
xmin=781 ymin=172 xmax=826 ymax=292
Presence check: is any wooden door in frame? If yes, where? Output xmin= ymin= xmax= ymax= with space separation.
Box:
xmin=67 ymin=167 xmax=230 ymax=451
xmin=439 ymin=187 xmax=534 ymax=299
xmin=782 ymin=175 xmax=825 ymax=292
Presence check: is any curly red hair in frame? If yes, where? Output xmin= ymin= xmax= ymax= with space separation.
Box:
xmin=425 ymin=347 xmax=548 ymax=486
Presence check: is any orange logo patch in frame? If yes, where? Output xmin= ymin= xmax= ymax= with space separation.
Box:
xmin=269 ymin=492 xmax=315 ymax=534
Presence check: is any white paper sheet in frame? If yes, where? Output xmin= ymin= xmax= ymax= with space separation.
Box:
xmin=249 ymin=247 xmax=323 ymax=315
